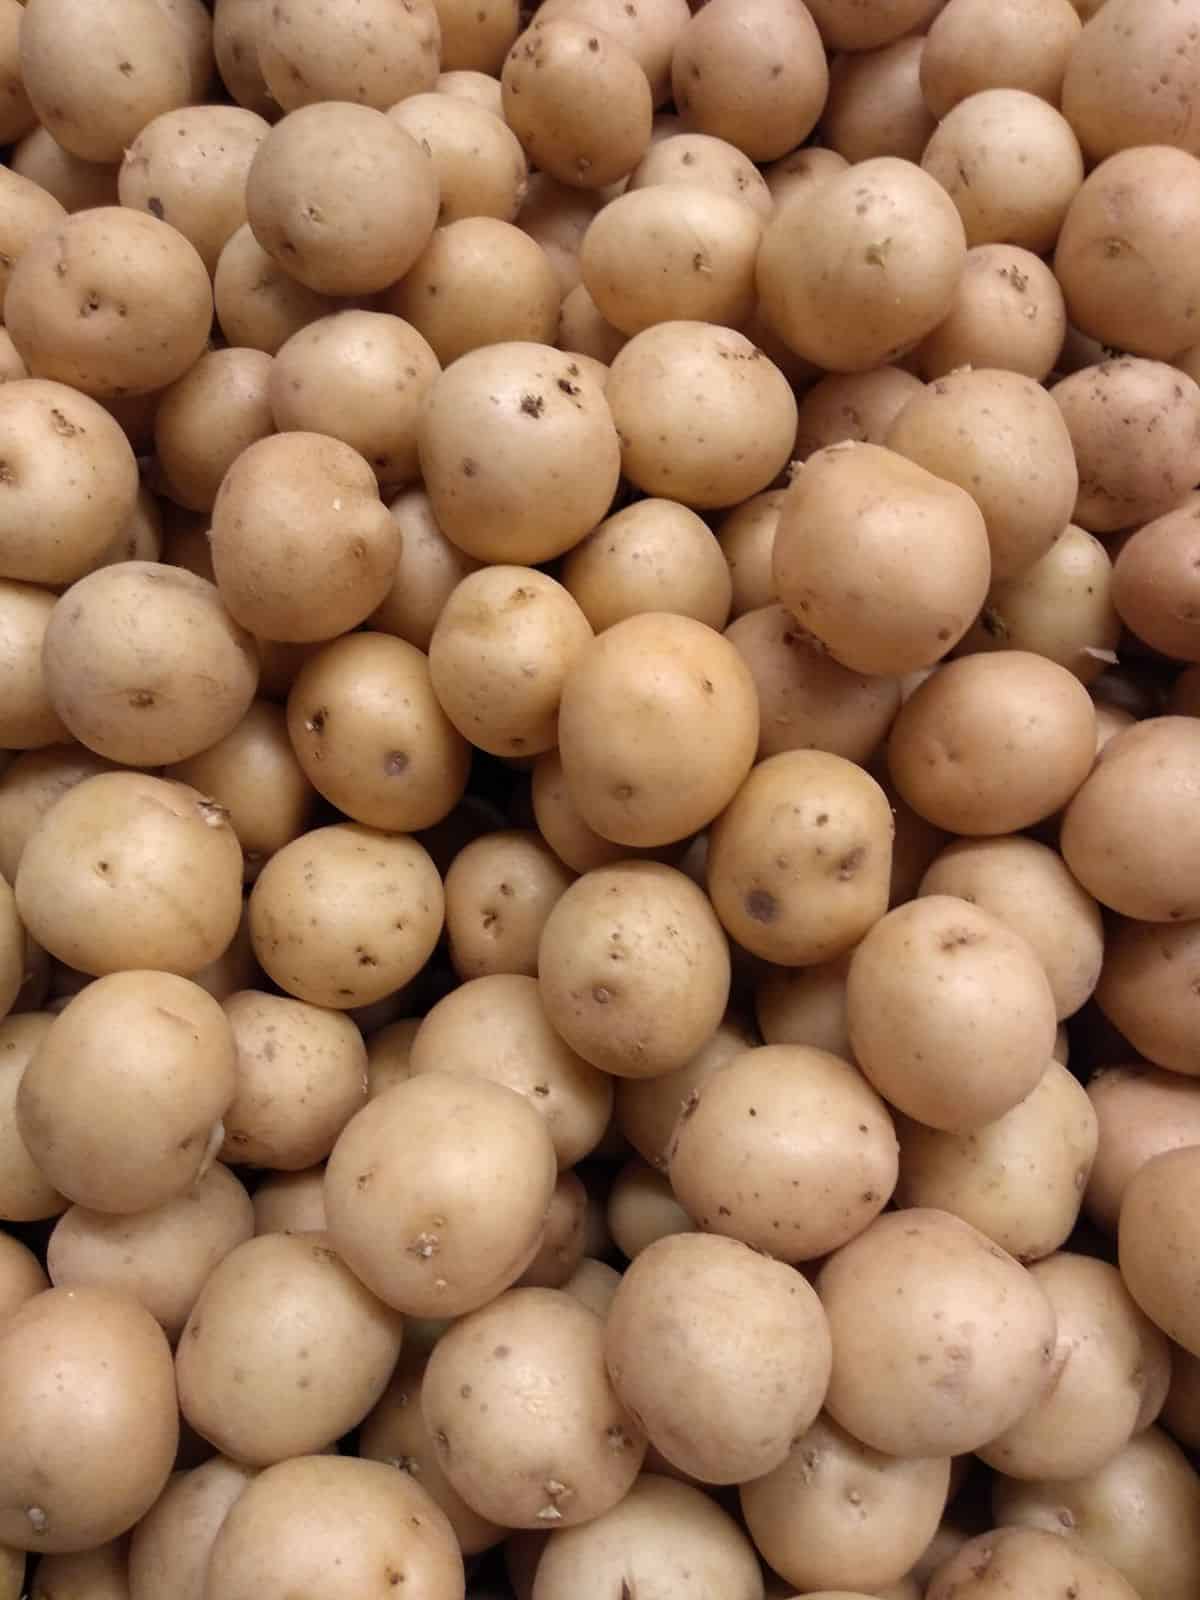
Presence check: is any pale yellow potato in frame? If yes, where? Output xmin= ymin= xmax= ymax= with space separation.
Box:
xmin=0 ymin=0 xmax=33 ymax=143
xmin=794 ymin=367 xmax=924 ymax=462
xmin=1086 ymin=1065 xmax=1200 ymax=1234
xmin=917 ymin=243 xmax=1067 ymax=380
xmin=822 ymin=37 xmax=935 ymax=165
xmin=607 ymin=1158 xmax=695 ymax=1260
xmin=926 ymin=1527 xmax=1140 ymax=1600
xmin=0 ymin=746 xmax=117 ymax=887
xmin=0 ymin=582 xmax=65 ymax=749
xmin=519 ymin=1169 xmax=588 ymax=1289
xmin=128 ymin=1455 xmax=257 ymax=1600
xmin=434 ymin=0 xmax=518 ymax=72
xmin=762 ymin=144 xmax=848 ymax=209
xmin=9 ymin=126 xmax=120 ymax=212
xmin=0 ymin=165 xmax=64 ymax=307
xmin=154 ymin=348 xmax=274 ymax=514
xmin=389 ymin=92 xmax=527 ymax=224
xmin=1062 ymin=0 xmax=1200 ymax=164
xmin=437 ymin=67 xmax=505 ymax=114
xmin=370 ymin=488 xmax=480 ymax=653
xmin=534 ymin=0 xmax=687 ymax=106
xmin=443 ymin=829 xmax=574 ymax=981
xmin=923 ymin=0 xmax=1081 ymax=116
xmin=613 ymin=1013 xmax=755 ymax=1169
xmin=213 ymin=223 xmax=337 ymax=354
xmin=257 ymin=0 xmax=440 ymax=111
xmin=516 ymin=171 xmax=609 ymax=297
xmin=627 ymin=131 xmax=772 ymax=217
xmin=755 ymin=957 xmax=851 ymax=1059
xmin=562 ymin=498 xmax=732 ymax=634
xmin=718 ymin=490 xmax=782 ymax=617
xmin=213 ymin=0 xmax=276 ymax=115
xmin=252 ymin=1165 xmax=327 ymax=1236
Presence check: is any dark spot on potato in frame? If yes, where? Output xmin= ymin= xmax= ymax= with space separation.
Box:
xmin=592 ymin=984 xmax=612 ymax=1004
xmin=305 ymin=707 xmax=327 ymax=734
xmin=128 ymin=690 xmax=156 ymax=709
xmin=384 ymin=750 xmax=409 ymax=775
xmin=520 ymin=392 xmax=545 ymax=417
xmin=587 ymin=34 xmax=600 ymax=49
xmin=146 ymin=195 xmax=165 ymax=219
xmin=837 ymin=846 xmax=866 ymax=880
xmin=118 ymin=59 xmax=134 ymax=75
xmin=744 ymin=888 xmax=777 ymax=923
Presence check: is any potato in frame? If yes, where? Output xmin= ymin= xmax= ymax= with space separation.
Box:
xmin=1062 ymin=0 xmax=1200 ymax=164
xmin=538 ymin=861 xmax=730 ymax=1078
xmin=532 ymin=1474 xmax=759 ymax=1600
xmin=502 ymin=19 xmax=651 ymax=190
xmin=1113 ymin=499 xmax=1200 ymax=661
xmin=211 ymin=432 xmax=401 ymax=643
xmin=128 ymin=1455 xmax=256 ymax=1600
xmin=627 ymin=132 xmax=772 ymax=218
xmin=706 ymin=751 xmax=893 ymax=966
xmin=0 ymin=1232 xmax=47 ymax=1326
xmin=437 ymin=66 xmax=506 ymax=112
xmin=561 ymin=498 xmax=731 ymax=635
xmin=360 ymin=1358 xmax=505 ymax=1555
xmin=805 ymin=0 xmax=940 ymax=50
xmin=1062 ymin=717 xmax=1200 ymax=922
xmin=922 ymin=89 xmax=1083 ymax=252
xmin=16 ymin=772 xmax=243 ymax=977
xmin=917 ymin=244 xmax=1067 ymax=381
xmin=925 ymin=1527 xmax=1141 ymax=1600
xmin=212 ymin=0 xmax=275 ymax=115
xmin=47 ymin=1162 xmax=253 ymax=1341
xmin=670 ymin=0 xmax=826 ymax=160
xmin=370 ymin=488 xmax=480 ymax=652
xmin=324 ymin=1072 xmax=556 ymax=1315
xmin=606 ymin=1158 xmax=694 ymax=1259
xmin=17 ymin=969 xmax=235 ymax=1213
xmin=614 ymin=1013 xmax=755 ymax=1170
xmin=757 ymin=159 xmax=967 ymax=373
xmin=993 ymin=1425 xmax=1200 ymax=1600
xmin=1086 ymin=1066 xmax=1200 ymax=1234
xmin=776 ymin=443 xmax=992 ymax=677
xmin=0 ymin=0 xmax=32 ymax=143
xmin=422 ymin=1286 xmax=644 ymax=1528
xmin=0 ymin=167 xmax=64 ymax=309
xmin=5 ymin=209 xmax=212 ymax=400
xmin=556 ymin=284 xmax=623 ymax=365
xmin=251 ymin=1167 xmax=326 ymax=1239
xmin=32 ymin=1541 xmax=132 ymax=1598
xmin=245 ymin=102 xmax=439 ymax=295
xmin=428 ymin=567 xmax=592 ymax=758
xmin=1164 ymin=1343 xmax=1200 ymax=1452
xmin=1095 ymin=918 xmax=1200 ymax=1077
xmin=0 ymin=380 xmax=141 ymax=589
xmin=818 ymin=1208 xmax=1056 ymax=1458
xmin=205 ymin=1454 xmax=464 ymax=1600
xmin=886 ymin=369 xmax=1077 ymax=578
xmin=534 ymin=0 xmax=685 ymax=107
xmin=762 ymin=143 xmax=848 ymax=208
xmin=668 ymin=1042 xmax=896 ymax=1260
xmin=43 ymin=563 xmax=259 ymax=767
xmin=794 ymin=367 xmax=924 ymax=462
xmin=1052 ymin=359 xmax=1200 ymax=533
xmin=409 ymin=973 xmax=611 ymax=1167
xmin=1120 ymin=1146 xmax=1200 ymax=1355
xmin=922 ymin=0 xmax=1080 ymax=116
xmin=388 ymin=93 xmax=526 ymax=225
xmin=0 ymin=1286 xmax=177 ymax=1552
xmin=894 ymin=1061 xmax=1097 ymax=1263
xmin=741 ymin=1415 xmax=950 ymax=1596
xmin=9 ymin=127 xmax=120 ymax=213
xmin=530 ymin=749 xmax=656 ymax=874
xmin=0 ymin=747 xmax=116 ymax=887
xmin=605 ymin=1232 xmax=831 ymax=1484
xmin=822 ymin=38 xmax=934 ymax=166
xmin=258 ymin=0 xmax=439 ymax=111
xmin=888 ymin=652 xmax=1096 ymax=836
xmin=213 ymin=224 xmax=336 ymax=355
xmin=718 ymin=491 xmax=782 ymax=617
xmin=0 ymin=1012 xmax=63 ymax=1221
xmin=580 ymin=185 xmax=761 ymax=335
xmin=1056 ymin=148 xmax=1200 ymax=360
xmin=725 ymin=605 xmax=900 ymax=766
xmin=518 ymin=1170 xmax=588 ymax=1288
xmin=418 ymin=342 xmax=619 ymax=564
xmin=19 ymin=0 xmax=212 ymax=163
xmin=516 ymin=172 xmax=608 ymax=297
xmin=442 ymin=830 xmax=571 ymax=982
xmin=248 ymin=824 xmax=442 ymax=1009
xmin=557 ymin=613 xmax=758 ymax=847
xmin=847 ymin=895 xmax=1057 ymax=1132
xmin=0 ymin=582 xmax=64 ymax=750
xmin=919 ymin=836 xmax=1102 ymax=1019
xmin=435 ymin=0 xmax=518 ymax=73
xmin=755 ymin=957 xmax=851 ymax=1058
xmin=979 ymin=1253 xmax=1169 ymax=1481
xmin=152 ymin=351 xmax=273 ymax=514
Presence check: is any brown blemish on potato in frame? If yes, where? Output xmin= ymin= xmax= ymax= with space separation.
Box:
xmin=744 ymin=888 xmax=777 ymax=923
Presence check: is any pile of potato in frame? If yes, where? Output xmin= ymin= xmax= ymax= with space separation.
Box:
xmin=3 ymin=0 xmax=1200 ymax=1594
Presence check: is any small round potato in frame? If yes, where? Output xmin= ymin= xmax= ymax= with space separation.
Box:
xmin=538 ymin=861 xmax=730 ymax=1078
xmin=922 ymin=0 xmax=1081 ymax=116
xmin=245 ymin=102 xmax=440 ymax=295
xmin=613 ymin=1013 xmax=756 ymax=1170
xmin=1061 ymin=717 xmax=1200 ymax=922
xmin=1113 ymin=499 xmax=1200 ymax=662
xmin=580 ymin=185 xmax=762 ymax=335
xmin=418 ymin=342 xmax=620 ymax=564
xmin=177 ymin=1232 xmax=404 ymax=1466
xmin=978 ymin=1253 xmax=1170 ymax=1482
xmin=925 ymin=1527 xmax=1141 ymax=1600
xmin=668 ymin=1042 xmax=898 ymax=1261
xmin=531 ymin=748 xmax=662 ymax=874
xmin=0 ymin=167 xmax=65 ymax=309
xmin=817 ymin=1208 xmax=1057 ymax=1458
xmin=389 ymin=92 xmax=527 ymax=223
xmin=0 ymin=746 xmax=118 ymax=887
xmin=16 ymin=969 xmax=237 ymax=1214
xmin=706 ymin=750 xmax=894 ymax=966
xmin=257 ymin=0 xmax=441 ymax=111
xmin=437 ymin=66 xmax=507 ymax=112
xmin=204 ymin=1455 xmax=464 ymax=1600
xmin=1096 ymin=918 xmax=1200 ymax=1078
xmin=42 ymin=562 xmax=259 ymax=767
xmin=518 ymin=1169 xmax=588 ymax=1289
xmin=386 ymin=217 xmax=560 ymax=368
xmin=213 ymin=223 xmax=337 ymax=354
xmin=885 ymin=369 xmax=1078 ymax=578
xmin=15 ymin=773 xmax=243 ymax=978
xmin=557 ymin=612 xmax=759 ymax=847
xmin=887 ymin=652 xmax=1096 ymax=835
xmin=0 ymin=0 xmax=33 ymax=145
xmin=516 ymin=170 xmax=608 ymax=296
xmin=429 ymin=567 xmax=593 ymax=758
xmin=822 ymin=37 xmax=935 ymax=166
xmin=422 ymin=1287 xmax=646 ymax=1528
xmin=605 ymin=1233 xmax=832 ymax=1485
xmin=0 ymin=1012 xmax=64 ymax=1223
xmin=1062 ymin=0 xmax=1200 ymax=163
xmin=0 ymin=582 xmax=66 ymax=750
xmin=253 ymin=1165 xmax=328 ymax=1236
xmin=269 ymin=312 xmax=440 ymax=491
xmin=4 ymin=208 xmax=212 ymax=399
xmin=1086 ymin=1065 xmax=1200 ymax=1235
xmin=846 ymin=895 xmax=1057 ymax=1132
xmin=408 ymin=973 xmax=613 ymax=1168
xmin=718 ymin=491 xmax=783 ymax=617
xmin=607 ymin=1158 xmax=694 ymax=1260
xmin=210 ymin=432 xmax=401 ymax=643
xmin=248 ymin=824 xmax=443 ymax=1009
xmin=324 ymin=1073 xmax=557 ymax=1316
xmin=443 ymin=830 xmax=574 ymax=981
xmin=755 ymin=957 xmax=852 ymax=1059
xmin=916 ymin=243 xmax=1067 ymax=381
xmin=562 ymin=498 xmax=733 ymax=634
xmin=436 ymin=0 xmax=519 ymax=73
xmin=741 ymin=1414 xmax=951 ymax=1597
xmin=19 ymin=0 xmax=212 ymax=163
xmin=793 ymin=367 xmax=925 ymax=462
xmin=1119 ymin=1146 xmax=1200 ymax=1356
xmin=606 ymin=320 xmax=798 ymax=508
xmin=213 ymin=0 xmax=276 ymax=115
xmin=127 ymin=1454 xmax=257 ymax=1600
xmin=627 ymin=131 xmax=772 ymax=218
xmin=918 ymin=835 xmax=1103 ymax=1019
xmin=286 ymin=631 xmax=470 ymax=833
xmin=921 ymin=89 xmax=1084 ymax=253
xmin=501 ymin=19 xmax=652 ymax=190
xmin=757 ymin=158 xmax=967 ymax=373
xmin=894 ymin=1060 xmax=1098 ymax=1263
xmin=154 ymin=348 xmax=275 ymax=515
xmin=533 ymin=0 xmax=686 ymax=107
xmin=370 ymin=488 xmax=480 ymax=652
xmin=773 ymin=443 xmax=991 ymax=677
xmin=9 ymin=126 xmax=120 ymax=213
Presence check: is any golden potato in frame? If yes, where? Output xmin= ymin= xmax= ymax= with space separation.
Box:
xmin=213 ymin=223 xmax=336 ymax=354
xmin=370 ymin=488 xmax=480 ymax=653
xmin=562 ymin=498 xmax=732 ymax=634
xmin=717 ymin=490 xmax=783 ymax=617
